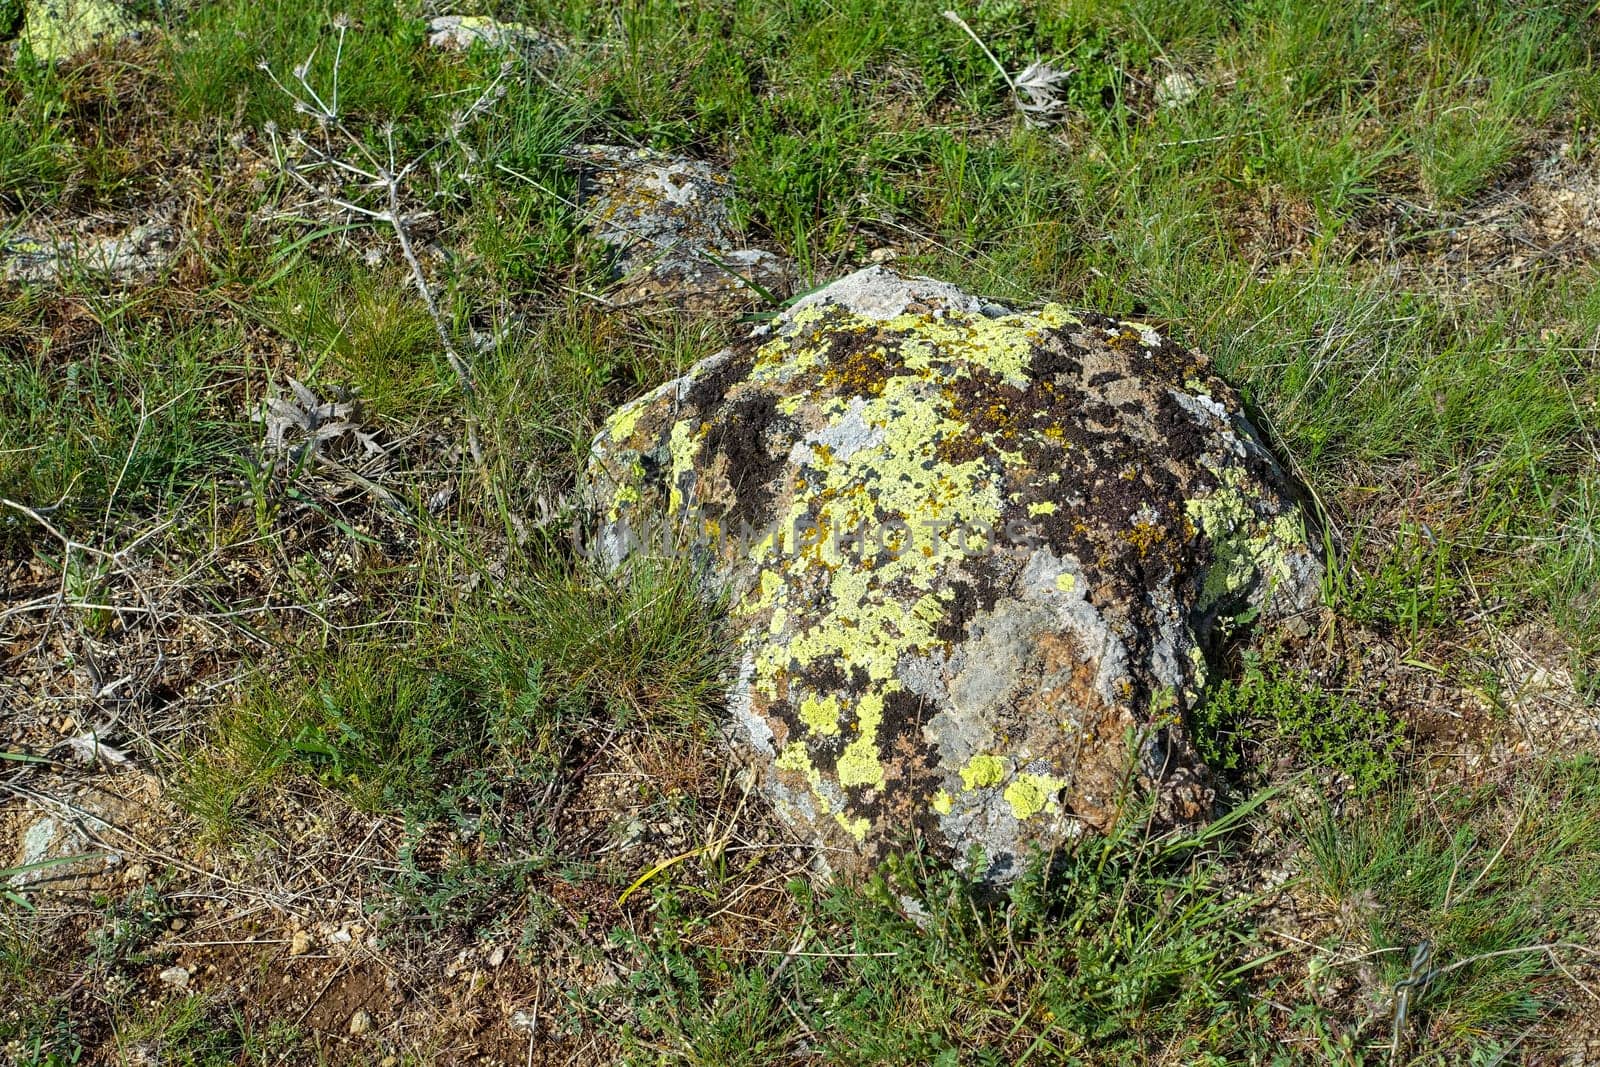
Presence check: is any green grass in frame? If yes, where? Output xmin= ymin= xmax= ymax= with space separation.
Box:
xmin=591 ymin=759 xmax=1600 ymax=1063
xmin=598 ymin=795 xmax=1281 ymax=1063
xmin=0 ymin=299 xmax=246 ymax=548
xmin=170 ymin=0 xmax=468 ymax=127
xmin=183 ymin=549 xmax=728 ymax=840
xmin=0 ymin=922 xmax=83 ymax=1066
xmin=3 ymin=0 xmax=1600 ymax=1060
xmin=257 ymin=262 xmax=455 ymax=420
xmin=1302 ymin=757 xmax=1600 ymax=1058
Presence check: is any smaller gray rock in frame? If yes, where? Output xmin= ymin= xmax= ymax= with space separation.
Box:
xmin=1156 ymin=71 xmax=1201 ymax=108
xmin=10 ymin=793 xmax=124 ymax=893
xmin=17 ymin=0 xmax=139 ymax=61
xmin=575 ymin=145 xmax=794 ymax=313
xmin=2 ymin=217 xmax=176 ymax=286
xmin=425 ymin=15 xmax=565 ymax=66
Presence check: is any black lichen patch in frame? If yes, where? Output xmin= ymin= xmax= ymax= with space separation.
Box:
xmin=686 ymin=350 xmax=756 ymax=413
xmin=1155 ymin=391 xmax=1214 ymax=464
xmin=794 ymin=656 xmax=848 ymax=695
xmin=1026 ymin=335 xmax=1085 ymax=381
xmin=817 ymin=321 xmax=918 ymax=398
xmin=935 ymin=582 xmax=981 ymax=645
xmin=932 ymin=555 xmax=1007 ymax=646
xmin=704 ymin=392 xmax=787 ymax=526
xmin=848 ymin=688 xmax=944 ymax=851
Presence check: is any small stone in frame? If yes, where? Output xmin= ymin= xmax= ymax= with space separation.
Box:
xmin=158 ymin=966 xmax=189 ymax=989
xmin=2 ymin=219 xmax=175 ymax=285
xmin=289 ymin=930 xmax=313 ymax=956
xmin=575 ymin=145 xmax=794 ymax=312
xmin=427 ymin=15 xmax=522 ymax=51
xmin=20 ymin=0 xmax=139 ymax=62
xmin=347 ymin=1009 xmax=373 ymax=1037
xmin=1156 ymin=71 xmax=1200 ymax=107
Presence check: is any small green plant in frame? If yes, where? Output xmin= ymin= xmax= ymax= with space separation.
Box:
xmin=1193 ymin=650 xmax=1403 ymax=794
xmin=86 ymin=885 xmax=178 ymax=974
xmin=107 ymin=999 xmax=256 ymax=1067
xmin=0 ymin=924 xmax=84 ymax=1064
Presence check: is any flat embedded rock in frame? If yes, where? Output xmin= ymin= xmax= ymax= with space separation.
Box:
xmin=16 ymin=0 xmax=138 ymax=61
xmin=585 ymin=267 xmax=1321 ymax=880
xmin=574 ymin=145 xmax=793 ymax=313
xmin=425 ymin=15 xmax=566 ymax=66
xmin=1 ymin=216 xmax=176 ymax=285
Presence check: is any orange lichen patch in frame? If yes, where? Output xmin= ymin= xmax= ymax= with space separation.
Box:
xmin=1124 ymin=521 xmax=1168 ymax=559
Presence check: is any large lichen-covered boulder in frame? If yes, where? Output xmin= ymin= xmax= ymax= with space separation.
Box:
xmin=585 ymin=267 xmax=1320 ymax=880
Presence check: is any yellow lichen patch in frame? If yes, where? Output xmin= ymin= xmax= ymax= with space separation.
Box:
xmin=798 ymin=692 xmax=842 ymax=736
xmin=835 ymin=812 xmax=871 ymax=841
xmin=836 ymin=736 xmax=883 ymax=789
xmin=931 ymin=789 xmax=954 ymax=815
xmin=737 ymin=301 xmax=1060 ymax=832
xmin=749 ymin=305 xmax=834 ymax=382
xmin=960 ymin=754 xmax=1007 ymax=791
xmin=775 ymin=741 xmax=829 ymax=808
xmin=835 ymin=689 xmax=888 ymax=789
xmin=605 ymin=396 xmax=650 ymax=446
xmin=912 ymin=592 xmax=950 ymax=627
xmin=873 ymin=304 xmax=1079 ymax=385
xmin=665 ymin=420 xmax=702 ymax=513
xmin=1003 ymin=773 xmax=1067 ymax=820
xmin=1054 ymin=572 xmax=1076 ymax=593
xmin=1028 ymin=500 xmax=1059 ymax=516
xmin=1124 ymin=520 xmax=1167 ymax=558
xmin=606 ymin=472 xmax=643 ymax=523
xmin=1185 ymin=466 xmax=1308 ymax=606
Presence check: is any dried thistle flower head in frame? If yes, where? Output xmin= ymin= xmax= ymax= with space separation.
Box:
xmin=942 ymin=9 xmax=1073 ymax=128
xmin=1013 ymin=61 xmax=1073 ymax=126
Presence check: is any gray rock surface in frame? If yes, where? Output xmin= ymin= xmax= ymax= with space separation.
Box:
xmin=575 ymin=145 xmax=794 ymax=313
xmin=2 ymin=216 xmax=176 ymax=285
